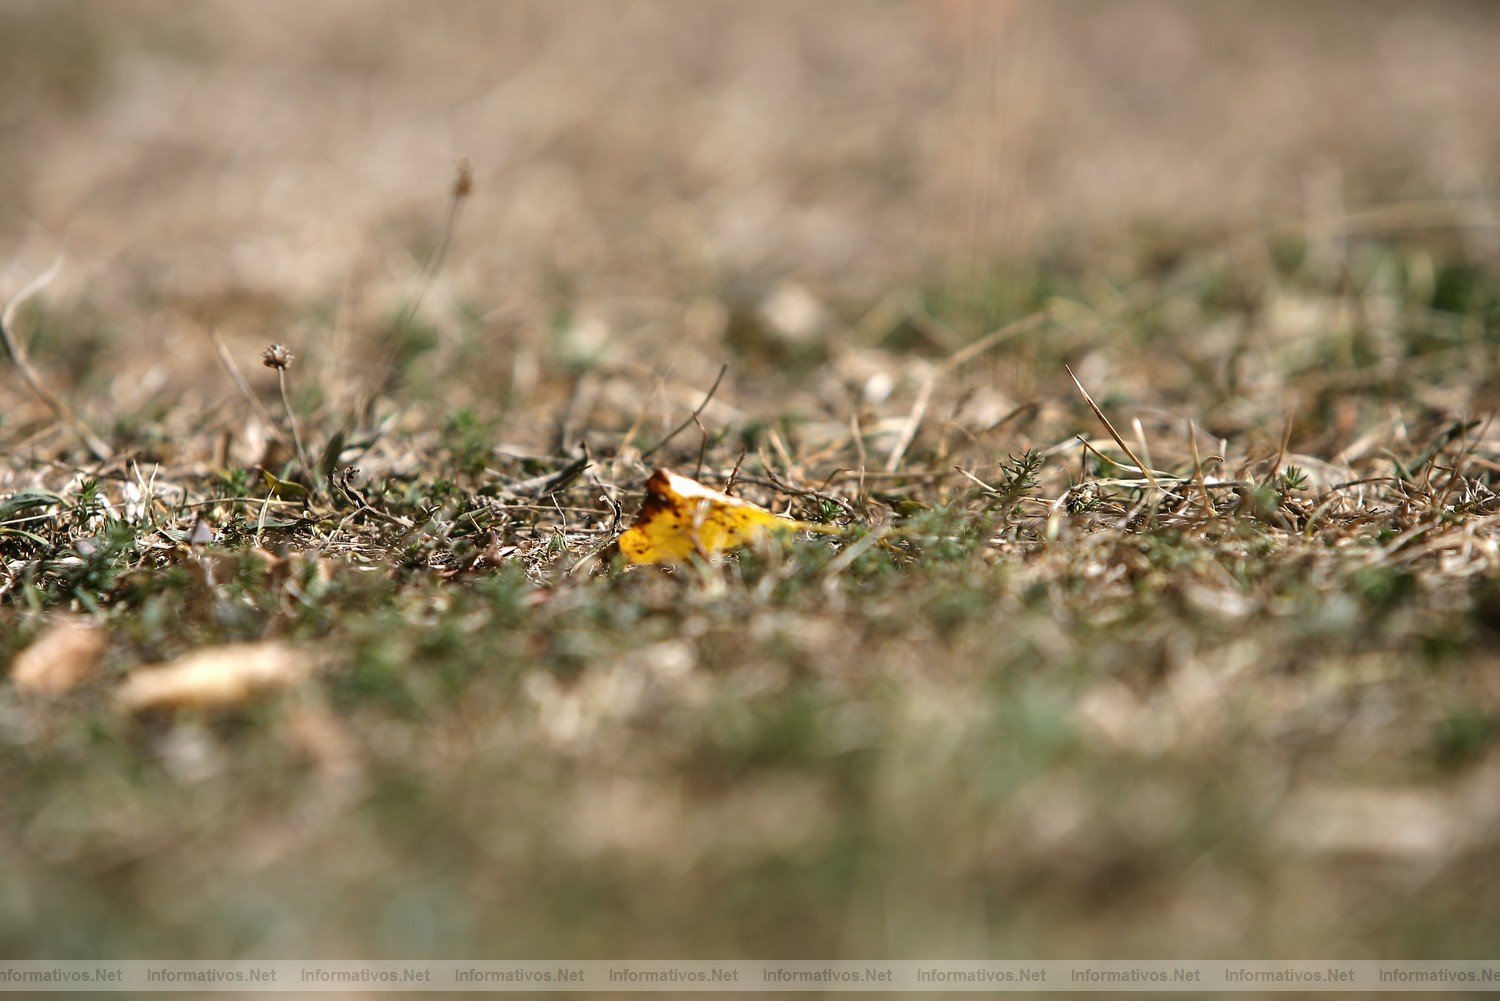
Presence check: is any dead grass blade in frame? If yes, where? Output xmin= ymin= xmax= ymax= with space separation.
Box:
xmin=0 ymin=260 xmax=112 ymax=460
xmin=937 ymin=310 xmax=1049 ymax=375
xmin=885 ymin=373 xmax=934 ymax=473
xmin=1187 ymin=418 xmax=1216 ymax=516
xmin=1065 ymin=366 xmax=1164 ymax=493
xmin=203 ymin=324 xmax=284 ymax=442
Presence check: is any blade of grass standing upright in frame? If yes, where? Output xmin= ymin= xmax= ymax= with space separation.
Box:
xmin=1065 ymin=366 xmax=1165 ymax=494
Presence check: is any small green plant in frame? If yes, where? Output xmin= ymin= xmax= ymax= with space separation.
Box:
xmin=990 ymin=449 xmax=1045 ymax=508
xmin=1275 ymin=465 xmax=1308 ymax=493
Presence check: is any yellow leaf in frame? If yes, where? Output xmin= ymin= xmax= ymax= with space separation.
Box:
xmin=259 ymin=468 xmax=310 ymax=500
xmin=618 ymin=469 xmax=795 ymax=565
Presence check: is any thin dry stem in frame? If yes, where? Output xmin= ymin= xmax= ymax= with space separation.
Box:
xmin=204 ymin=325 xmax=285 ymax=442
xmin=0 ymin=261 xmax=111 ymax=461
xmin=1066 ymin=366 xmax=1165 ymax=494
xmin=641 ymin=363 xmax=729 ymax=462
xmin=277 ymin=367 xmax=314 ymax=479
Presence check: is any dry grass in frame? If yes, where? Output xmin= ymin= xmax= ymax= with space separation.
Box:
xmin=4 ymin=0 xmax=1500 ymax=962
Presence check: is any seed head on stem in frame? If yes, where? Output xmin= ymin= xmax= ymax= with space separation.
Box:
xmin=261 ymin=344 xmax=294 ymax=370
xmin=262 ymin=343 xmax=312 ymax=478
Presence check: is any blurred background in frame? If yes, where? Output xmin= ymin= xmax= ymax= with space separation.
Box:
xmin=4 ymin=0 xmax=1499 ymax=379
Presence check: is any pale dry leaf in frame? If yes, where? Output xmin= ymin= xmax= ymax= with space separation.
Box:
xmin=117 ymin=642 xmax=309 ymax=714
xmin=9 ymin=619 xmax=106 ymax=695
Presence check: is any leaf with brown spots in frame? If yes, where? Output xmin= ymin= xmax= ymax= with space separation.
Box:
xmin=618 ymin=469 xmax=796 ymax=565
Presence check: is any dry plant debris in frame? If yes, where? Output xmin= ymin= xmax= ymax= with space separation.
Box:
xmin=8 ymin=617 xmax=105 ymax=695
xmin=116 ymin=642 xmax=309 ymax=714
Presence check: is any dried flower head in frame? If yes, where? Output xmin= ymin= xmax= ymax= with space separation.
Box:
xmin=261 ymin=344 xmax=294 ymax=370
xmin=452 ymin=157 xmax=474 ymax=200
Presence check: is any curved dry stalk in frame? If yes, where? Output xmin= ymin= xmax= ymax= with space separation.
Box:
xmin=202 ymin=324 xmax=285 ymax=442
xmin=1066 ymin=365 xmax=1163 ymax=494
xmin=0 ymin=260 xmax=112 ymax=460
xmin=366 ymin=157 xmax=475 ymax=399
xmin=277 ymin=366 xmax=313 ymax=477
xmin=641 ymin=363 xmax=729 ymax=462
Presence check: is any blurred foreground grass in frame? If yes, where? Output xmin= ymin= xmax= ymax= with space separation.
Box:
xmin=5 ymin=231 xmax=1500 ymax=960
